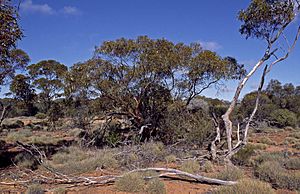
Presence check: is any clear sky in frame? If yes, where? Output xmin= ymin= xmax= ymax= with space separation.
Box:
xmin=6 ymin=0 xmax=300 ymax=100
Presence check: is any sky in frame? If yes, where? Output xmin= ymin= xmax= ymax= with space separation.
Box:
xmin=3 ymin=0 xmax=300 ymax=100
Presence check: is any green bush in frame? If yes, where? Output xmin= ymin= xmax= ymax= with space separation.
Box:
xmin=270 ymin=109 xmax=297 ymax=128
xmin=255 ymin=152 xmax=285 ymax=165
xmin=25 ymin=184 xmax=44 ymax=194
xmin=285 ymin=158 xmax=300 ymax=170
xmin=146 ymin=178 xmax=166 ymax=194
xmin=115 ymin=172 xmax=146 ymax=193
xmin=232 ymin=144 xmax=256 ymax=165
xmin=216 ymin=166 xmax=244 ymax=181
xmin=201 ymin=161 xmax=214 ymax=173
xmin=255 ymin=161 xmax=300 ymax=190
xmin=14 ymin=153 xmax=37 ymax=170
xmin=258 ymin=137 xmax=276 ymax=145
xmin=45 ymin=147 xmax=118 ymax=175
xmin=165 ymin=154 xmax=177 ymax=164
xmin=212 ymin=178 xmax=275 ymax=194
xmin=5 ymin=129 xmax=32 ymax=142
xmin=180 ymin=160 xmax=200 ymax=173
xmin=35 ymin=113 xmax=47 ymax=119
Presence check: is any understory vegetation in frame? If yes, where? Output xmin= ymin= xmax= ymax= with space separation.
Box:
xmin=1 ymin=0 xmax=300 ymax=193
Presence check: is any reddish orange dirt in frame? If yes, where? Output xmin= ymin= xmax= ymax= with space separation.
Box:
xmin=0 ymin=128 xmax=299 ymax=194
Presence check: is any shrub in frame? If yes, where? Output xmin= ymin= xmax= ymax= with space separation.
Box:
xmin=115 ymin=172 xmax=146 ymax=193
xmin=29 ymin=135 xmax=60 ymax=145
xmin=284 ymin=137 xmax=300 ymax=145
xmin=52 ymin=187 xmax=67 ymax=194
xmin=201 ymin=161 xmax=214 ymax=173
xmin=14 ymin=153 xmax=37 ymax=170
xmin=140 ymin=142 xmax=166 ymax=165
xmin=35 ymin=113 xmax=47 ymax=119
xmin=25 ymin=184 xmax=44 ymax=194
xmin=289 ymin=132 xmax=300 ymax=139
xmin=258 ymin=137 xmax=276 ymax=145
xmin=255 ymin=152 xmax=285 ymax=165
xmin=45 ymin=147 xmax=118 ymax=175
xmin=165 ymin=155 xmax=177 ymax=164
xmin=256 ymin=161 xmax=300 ymax=190
xmin=232 ymin=144 xmax=256 ymax=165
xmin=285 ymin=158 xmax=300 ymax=170
xmin=180 ymin=160 xmax=200 ymax=173
xmin=146 ymin=178 xmax=166 ymax=194
xmin=216 ymin=166 xmax=244 ymax=181
xmin=270 ymin=109 xmax=297 ymax=128
xmin=212 ymin=178 xmax=275 ymax=194
xmin=6 ymin=129 xmax=32 ymax=142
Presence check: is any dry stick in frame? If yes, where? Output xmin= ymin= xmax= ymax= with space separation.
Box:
xmin=210 ymin=112 xmax=221 ymax=160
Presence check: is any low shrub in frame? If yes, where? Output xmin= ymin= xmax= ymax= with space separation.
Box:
xmin=255 ymin=161 xmax=300 ymax=190
xmin=212 ymin=178 xmax=275 ymax=194
xmin=284 ymin=137 xmax=300 ymax=145
xmin=25 ymin=184 xmax=44 ymax=194
xmin=180 ymin=160 xmax=200 ymax=174
xmin=165 ymin=154 xmax=177 ymax=164
xmin=52 ymin=187 xmax=67 ymax=194
xmin=6 ymin=129 xmax=32 ymax=142
xmin=255 ymin=152 xmax=285 ymax=165
xmin=35 ymin=113 xmax=47 ymax=119
xmin=140 ymin=142 xmax=166 ymax=165
xmin=201 ymin=161 xmax=214 ymax=173
xmin=232 ymin=144 xmax=256 ymax=165
xmin=258 ymin=137 xmax=276 ymax=145
xmin=115 ymin=172 xmax=145 ymax=193
xmin=285 ymin=158 xmax=300 ymax=170
xmin=216 ymin=166 xmax=244 ymax=181
xmin=14 ymin=153 xmax=37 ymax=170
xmin=270 ymin=109 xmax=297 ymax=128
xmin=289 ymin=132 xmax=300 ymax=139
xmin=45 ymin=147 xmax=118 ymax=175
xmin=146 ymin=178 xmax=166 ymax=194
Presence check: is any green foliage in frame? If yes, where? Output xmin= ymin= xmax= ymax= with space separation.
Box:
xmin=5 ymin=129 xmax=32 ymax=142
xmin=256 ymin=161 xmax=300 ymax=190
xmin=238 ymin=0 xmax=295 ymax=40
xmin=27 ymin=60 xmax=67 ymax=111
xmin=14 ymin=152 xmax=37 ymax=170
xmin=52 ymin=188 xmax=67 ymax=194
xmin=25 ymin=184 xmax=44 ymax=194
xmin=270 ymin=109 xmax=297 ymax=128
xmin=180 ymin=160 xmax=200 ymax=173
xmin=232 ymin=144 xmax=258 ymax=165
xmin=162 ymin=104 xmax=214 ymax=144
xmin=165 ymin=154 xmax=177 ymax=164
xmin=201 ymin=161 xmax=214 ymax=173
xmin=146 ymin=178 xmax=166 ymax=194
xmin=212 ymin=178 xmax=275 ymax=194
xmin=0 ymin=1 xmax=27 ymax=85
xmin=255 ymin=152 xmax=285 ymax=165
xmin=285 ymin=158 xmax=300 ymax=170
xmin=45 ymin=147 xmax=118 ymax=175
xmin=115 ymin=172 xmax=146 ymax=193
xmin=35 ymin=113 xmax=47 ymax=119
xmin=216 ymin=166 xmax=244 ymax=181
xmin=258 ymin=137 xmax=276 ymax=145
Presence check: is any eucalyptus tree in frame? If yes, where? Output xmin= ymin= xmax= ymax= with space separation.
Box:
xmin=218 ymin=0 xmax=300 ymax=161
xmin=9 ymin=74 xmax=36 ymax=115
xmin=0 ymin=0 xmax=28 ymax=85
xmin=27 ymin=60 xmax=68 ymax=112
xmin=67 ymin=36 xmax=245 ymax=133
